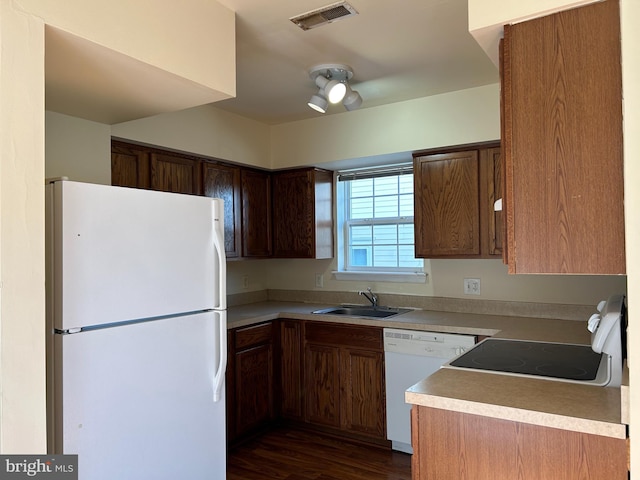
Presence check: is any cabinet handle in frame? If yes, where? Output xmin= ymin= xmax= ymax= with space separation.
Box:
xmin=212 ymin=310 xmax=227 ymax=403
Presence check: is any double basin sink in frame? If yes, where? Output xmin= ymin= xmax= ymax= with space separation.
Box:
xmin=312 ymin=305 xmax=411 ymax=319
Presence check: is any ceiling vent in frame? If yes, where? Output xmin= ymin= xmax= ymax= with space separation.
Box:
xmin=290 ymin=1 xmax=359 ymax=31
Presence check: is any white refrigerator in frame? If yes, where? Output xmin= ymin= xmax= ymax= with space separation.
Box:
xmin=46 ymin=179 xmax=227 ymax=480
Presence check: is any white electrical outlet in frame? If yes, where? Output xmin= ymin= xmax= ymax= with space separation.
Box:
xmin=242 ymin=275 xmax=249 ymax=289
xmin=315 ymin=273 xmax=324 ymax=288
xmin=463 ymin=278 xmax=481 ymax=295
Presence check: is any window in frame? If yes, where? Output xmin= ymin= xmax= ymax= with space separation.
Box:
xmin=336 ymin=165 xmax=424 ymax=282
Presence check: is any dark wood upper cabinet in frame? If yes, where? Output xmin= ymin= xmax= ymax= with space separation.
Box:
xmin=480 ymin=147 xmax=503 ymax=257
xmin=202 ymin=162 xmax=242 ymax=259
xmin=413 ymin=145 xmax=502 ymax=259
xmin=272 ymin=168 xmax=334 ymax=259
xmin=111 ymin=142 xmax=150 ymax=189
xmin=241 ymin=168 xmax=272 ymax=258
xmin=501 ymin=0 xmax=625 ymax=274
xmin=112 ymin=141 xmax=335 ymax=259
xmin=150 ymin=153 xmax=200 ymax=195
xmin=414 ymin=150 xmax=481 ymax=257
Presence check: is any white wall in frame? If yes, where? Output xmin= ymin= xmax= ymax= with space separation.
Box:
xmin=18 ymin=0 xmax=235 ymax=95
xmin=468 ymin=0 xmax=598 ymax=28
xmin=468 ymin=0 xmax=600 ymax=65
xmin=262 ymin=257 xmax=625 ymax=305
xmin=112 ymin=104 xmax=271 ymax=169
xmin=45 ymin=111 xmax=112 ymax=184
xmin=270 ymin=84 xmax=501 ymax=169
xmin=620 ymin=0 xmax=639 ymax=472
xmin=0 ymin=1 xmax=47 ymax=453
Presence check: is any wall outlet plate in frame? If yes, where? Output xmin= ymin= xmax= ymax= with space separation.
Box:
xmin=464 ymin=278 xmax=481 ymax=295
xmin=242 ymin=275 xmax=249 ymax=289
xmin=315 ymin=273 xmax=324 ymax=288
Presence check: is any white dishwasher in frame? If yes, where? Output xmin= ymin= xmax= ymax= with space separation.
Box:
xmin=383 ymin=328 xmax=476 ymax=454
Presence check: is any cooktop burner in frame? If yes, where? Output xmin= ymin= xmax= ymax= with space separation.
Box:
xmin=448 ymin=339 xmax=603 ymax=381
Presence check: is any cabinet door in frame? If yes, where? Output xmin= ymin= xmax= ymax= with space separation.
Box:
xmin=480 ymin=147 xmax=502 ymax=257
xmin=202 ymin=162 xmax=242 ymax=258
xmin=272 ymin=169 xmax=314 ymax=258
xmin=411 ymin=406 xmax=627 ymax=480
xmin=111 ymin=142 xmax=150 ymax=189
xmin=280 ymin=320 xmax=303 ymax=420
xmin=234 ymin=343 xmax=274 ymax=437
xmin=272 ymin=168 xmax=334 ymax=259
xmin=241 ymin=169 xmax=272 ymax=257
xmin=304 ymin=343 xmax=340 ymax=428
xmin=503 ymin=0 xmax=624 ymax=274
xmin=340 ymin=348 xmax=385 ymax=439
xmin=150 ymin=153 xmax=200 ymax=195
xmin=414 ymin=151 xmax=480 ymax=257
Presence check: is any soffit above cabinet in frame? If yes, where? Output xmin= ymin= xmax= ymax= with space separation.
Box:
xmin=45 ymin=26 xmax=234 ymax=124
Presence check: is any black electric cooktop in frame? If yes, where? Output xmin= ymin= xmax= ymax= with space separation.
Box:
xmin=449 ymin=338 xmax=603 ymax=381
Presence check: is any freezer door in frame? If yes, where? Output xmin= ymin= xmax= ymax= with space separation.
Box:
xmin=49 ymin=180 xmax=225 ymax=330
xmin=52 ymin=311 xmax=226 ymax=480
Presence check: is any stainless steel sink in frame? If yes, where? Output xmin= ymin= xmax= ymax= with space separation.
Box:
xmin=312 ymin=305 xmax=411 ymax=319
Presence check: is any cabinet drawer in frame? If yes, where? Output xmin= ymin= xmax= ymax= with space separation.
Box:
xmin=234 ymin=322 xmax=273 ymax=350
xmin=305 ymin=322 xmax=382 ymax=351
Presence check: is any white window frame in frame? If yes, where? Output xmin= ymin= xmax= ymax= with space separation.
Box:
xmin=334 ymin=165 xmax=426 ymax=283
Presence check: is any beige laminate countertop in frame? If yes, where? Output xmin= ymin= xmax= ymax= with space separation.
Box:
xmin=227 ymin=300 xmax=627 ymax=439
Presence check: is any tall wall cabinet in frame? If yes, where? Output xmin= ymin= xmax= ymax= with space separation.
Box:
xmin=501 ymin=0 xmax=625 ymax=274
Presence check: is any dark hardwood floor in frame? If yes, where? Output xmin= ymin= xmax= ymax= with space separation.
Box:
xmin=227 ymin=427 xmax=412 ymax=480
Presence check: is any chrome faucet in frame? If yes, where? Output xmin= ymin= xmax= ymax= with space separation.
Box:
xmin=359 ymin=287 xmax=378 ymax=308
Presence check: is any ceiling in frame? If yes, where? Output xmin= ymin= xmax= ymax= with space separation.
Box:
xmin=45 ymin=26 xmax=232 ymax=125
xmin=44 ymin=0 xmax=499 ymax=125
xmin=213 ymin=0 xmax=499 ymax=124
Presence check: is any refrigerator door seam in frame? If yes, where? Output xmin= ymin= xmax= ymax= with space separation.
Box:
xmin=54 ymin=309 xmax=216 ymax=334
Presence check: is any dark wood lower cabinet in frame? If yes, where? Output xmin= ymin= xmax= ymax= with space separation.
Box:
xmin=227 ymin=322 xmax=275 ymax=444
xmin=411 ymin=405 xmax=627 ymax=480
xmin=228 ymin=320 xmax=387 ymax=448
xmin=303 ymin=322 xmax=387 ymax=444
xmin=340 ymin=348 xmax=385 ymax=438
xmin=304 ymin=343 xmax=341 ymax=428
xmin=279 ymin=320 xmax=303 ymax=420
xmin=234 ymin=343 xmax=274 ymax=436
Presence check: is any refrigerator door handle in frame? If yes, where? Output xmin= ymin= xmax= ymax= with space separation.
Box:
xmin=212 ymin=201 xmax=227 ymax=310
xmin=212 ymin=311 xmax=227 ymax=403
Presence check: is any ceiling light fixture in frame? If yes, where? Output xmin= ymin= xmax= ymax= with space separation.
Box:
xmin=342 ymin=83 xmax=363 ymax=111
xmin=308 ymin=89 xmax=328 ymax=113
xmin=308 ymin=63 xmax=362 ymax=113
